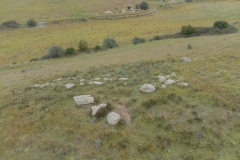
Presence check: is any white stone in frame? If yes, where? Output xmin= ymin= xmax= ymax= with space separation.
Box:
xmin=165 ymin=79 xmax=175 ymax=85
xmin=80 ymin=82 xmax=85 ymax=86
xmin=182 ymin=57 xmax=192 ymax=63
xmin=140 ymin=84 xmax=156 ymax=93
xmin=178 ymin=82 xmax=189 ymax=87
xmin=73 ymin=95 xmax=94 ymax=105
xmin=80 ymin=79 xmax=86 ymax=82
xmin=65 ymin=83 xmax=75 ymax=89
xmin=54 ymin=78 xmax=63 ymax=81
xmin=157 ymin=75 xmax=166 ymax=83
xmin=91 ymin=103 xmax=107 ymax=116
xmin=94 ymin=78 xmax=101 ymax=81
xmin=107 ymin=112 xmax=121 ymax=125
xmin=118 ymin=78 xmax=128 ymax=81
xmin=161 ymin=84 xmax=167 ymax=89
xmin=89 ymin=81 xmax=104 ymax=85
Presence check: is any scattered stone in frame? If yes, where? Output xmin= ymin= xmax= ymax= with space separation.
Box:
xmin=165 ymin=79 xmax=175 ymax=85
xmin=80 ymin=82 xmax=85 ymax=86
xmin=32 ymin=83 xmax=49 ymax=88
xmin=80 ymin=79 xmax=86 ymax=83
xmin=178 ymin=82 xmax=189 ymax=87
xmin=140 ymin=84 xmax=156 ymax=93
xmin=158 ymin=75 xmax=166 ymax=83
xmin=91 ymin=103 xmax=107 ymax=116
xmin=103 ymin=78 xmax=113 ymax=81
xmin=107 ymin=112 xmax=121 ymax=125
xmin=73 ymin=95 xmax=94 ymax=105
xmin=182 ymin=57 xmax=192 ymax=63
xmin=94 ymin=78 xmax=101 ymax=81
xmin=65 ymin=83 xmax=75 ymax=89
xmin=54 ymin=78 xmax=63 ymax=81
xmin=104 ymin=11 xmax=113 ymax=14
xmin=89 ymin=81 xmax=104 ymax=85
xmin=161 ymin=84 xmax=167 ymax=89
xmin=118 ymin=78 xmax=128 ymax=81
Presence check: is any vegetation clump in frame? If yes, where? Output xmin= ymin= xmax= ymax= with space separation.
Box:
xmin=41 ymin=45 xmax=65 ymax=59
xmin=103 ymin=37 xmax=118 ymax=49
xmin=27 ymin=19 xmax=37 ymax=27
xmin=139 ymin=1 xmax=149 ymax=10
xmin=181 ymin=25 xmax=198 ymax=36
xmin=1 ymin=20 xmax=19 ymax=28
xmin=213 ymin=21 xmax=229 ymax=29
xmin=78 ymin=40 xmax=88 ymax=52
xmin=65 ymin=47 xmax=76 ymax=56
xmin=132 ymin=37 xmax=146 ymax=45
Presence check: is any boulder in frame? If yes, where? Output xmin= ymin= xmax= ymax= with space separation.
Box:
xmin=107 ymin=112 xmax=121 ymax=125
xmin=182 ymin=57 xmax=192 ymax=62
xmin=178 ymin=82 xmax=189 ymax=87
xmin=140 ymin=84 xmax=156 ymax=93
xmin=65 ymin=83 xmax=75 ymax=89
xmin=91 ymin=103 xmax=107 ymax=116
xmin=157 ymin=75 xmax=166 ymax=83
xmin=118 ymin=78 xmax=128 ymax=81
xmin=73 ymin=95 xmax=94 ymax=105
xmin=165 ymin=79 xmax=175 ymax=85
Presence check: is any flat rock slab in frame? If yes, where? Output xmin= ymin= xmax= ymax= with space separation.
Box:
xmin=92 ymin=103 xmax=107 ymax=116
xmin=73 ymin=95 xmax=94 ymax=105
xmin=165 ymin=79 xmax=175 ymax=85
xmin=107 ymin=112 xmax=121 ymax=125
xmin=65 ymin=83 xmax=75 ymax=89
xmin=140 ymin=84 xmax=156 ymax=93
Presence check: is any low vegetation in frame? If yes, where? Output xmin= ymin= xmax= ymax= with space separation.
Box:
xmin=103 ymin=37 xmax=118 ymax=49
xmin=132 ymin=37 xmax=146 ymax=45
xmin=1 ymin=20 xmax=19 ymax=28
xmin=27 ymin=19 xmax=37 ymax=28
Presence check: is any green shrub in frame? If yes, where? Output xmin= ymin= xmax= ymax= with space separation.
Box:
xmin=65 ymin=47 xmax=75 ymax=56
xmin=1 ymin=20 xmax=19 ymax=28
xmin=132 ymin=37 xmax=146 ymax=45
xmin=153 ymin=35 xmax=162 ymax=40
xmin=213 ymin=21 xmax=229 ymax=29
xmin=41 ymin=45 xmax=65 ymax=59
xmin=139 ymin=1 xmax=149 ymax=10
xmin=103 ymin=37 xmax=118 ymax=49
xmin=93 ymin=45 xmax=102 ymax=52
xmin=27 ymin=19 xmax=37 ymax=27
xmin=181 ymin=25 xmax=198 ymax=35
xmin=78 ymin=40 xmax=88 ymax=52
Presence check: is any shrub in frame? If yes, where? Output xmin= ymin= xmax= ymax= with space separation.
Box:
xmin=103 ymin=37 xmax=118 ymax=49
xmin=27 ymin=19 xmax=37 ymax=27
xmin=213 ymin=21 xmax=229 ymax=29
xmin=78 ymin=40 xmax=88 ymax=52
xmin=41 ymin=45 xmax=65 ymax=59
xmin=132 ymin=37 xmax=146 ymax=45
xmin=185 ymin=0 xmax=193 ymax=2
xmin=65 ymin=47 xmax=75 ymax=56
xmin=139 ymin=1 xmax=149 ymax=10
xmin=135 ymin=4 xmax=140 ymax=9
xmin=127 ymin=6 xmax=131 ymax=10
xmin=181 ymin=25 xmax=198 ymax=35
xmin=93 ymin=45 xmax=102 ymax=52
xmin=1 ymin=20 xmax=19 ymax=28
xmin=153 ymin=35 xmax=162 ymax=40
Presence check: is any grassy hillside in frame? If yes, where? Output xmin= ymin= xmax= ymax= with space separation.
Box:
xmin=0 ymin=0 xmax=240 ymax=159
xmin=0 ymin=0 xmax=240 ymax=66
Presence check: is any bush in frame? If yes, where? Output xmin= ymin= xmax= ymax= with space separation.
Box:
xmin=41 ymin=45 xmax=65 ymax=59
xmin=213 ymin=21 xmax=229 ymax=29
xmin=185 ymin=0 xmax=193 ymax=2
xmin=153 ymin=35 xmax=162 ymax=40
xmin=181 ymin=25 xmax=198 ymax=35
xmin=93 ymin=45 xmax=102 ymax=52
xmin=139 ymin=1 xmax=149 ymax=10
xmin=103 ymin=38 xmax=118 ymax=49
xmin=65 ymin=47 xmax=75 ymax=56
xmin=1 ymin=20 xmax=19 ymax=28
xmin=78 ymin=40 xmax=88 ymax=52
xmin=135 ymin=4 xmax=140 ymax=9
xmin=27 ymin=19 xmax=37 ymax=27
xmin=132 ymin=37 xmax=146 ymax=45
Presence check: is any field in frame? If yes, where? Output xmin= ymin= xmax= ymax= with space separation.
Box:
xmin=0 ymin=0 xmax=240 ymax=159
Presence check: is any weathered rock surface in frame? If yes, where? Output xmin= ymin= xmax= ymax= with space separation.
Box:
xmin=158 ymin=75 xmax=166 ymax=83
xmin=65 ymin=83 xmax=75 ymax=89
xmin=165 ymin=79 xmax=175 ymax=85
xmin=140 ymin=84 xmax=156 ymax=93
xmin=91 ymin=103 xmax=107 ymax=116
xmin=161 ymin=84 xmax=167 ymax=89
xmin=178 ymin=82 xmax=189 ymax=87
xmin=107 ymin=112 xmax=121 ymax=125
xmin=73 ymin=95 xmax=94 ymax=105
xmin=89 ymin=81 xmax=104 ymax=85
xmin=182 ymin=57 xmax=192 ymax=62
